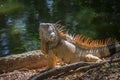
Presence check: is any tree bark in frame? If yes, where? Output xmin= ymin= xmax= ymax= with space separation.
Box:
xmin=0 ymin=50 xmax=48 ymax=73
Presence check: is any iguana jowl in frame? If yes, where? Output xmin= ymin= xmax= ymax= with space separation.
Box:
xmin=39 ymin=23 xmax=120 ymax=68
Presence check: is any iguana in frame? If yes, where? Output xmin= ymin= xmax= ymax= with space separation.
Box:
xmin=39 ymin=23 xmax=120 ymax=68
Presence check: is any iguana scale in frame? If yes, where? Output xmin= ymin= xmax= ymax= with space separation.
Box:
xmin=39 ymin=23 xmax=120 ymax=68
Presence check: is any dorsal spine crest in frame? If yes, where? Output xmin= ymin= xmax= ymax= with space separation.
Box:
xmin=55 ymin=23 xmax=117 ymax=49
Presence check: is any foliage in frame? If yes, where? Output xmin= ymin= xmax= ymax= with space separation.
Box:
xmin=0 ymin=0 xmax=24 ymax=15
xmin=0 ymin=0 xmax=120 ymax=55
xmin=79 ymin=0 xmax=120 ymax=39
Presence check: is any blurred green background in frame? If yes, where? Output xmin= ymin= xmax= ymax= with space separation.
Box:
xmin=0 ymin=0 xmax=120 ymax=56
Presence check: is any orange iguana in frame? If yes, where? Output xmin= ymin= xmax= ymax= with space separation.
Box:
xmin=39 ymin=23 xmax=120 ymax=68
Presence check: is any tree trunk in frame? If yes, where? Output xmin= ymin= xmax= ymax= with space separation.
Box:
xmin=0 ymin=50 xmax=48 ymax=73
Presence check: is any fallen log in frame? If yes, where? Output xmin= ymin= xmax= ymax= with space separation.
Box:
xmin=0 ymin=50 xmax=48 ymax=73
xmin=29 ymin=58 xmax=120 ymax=80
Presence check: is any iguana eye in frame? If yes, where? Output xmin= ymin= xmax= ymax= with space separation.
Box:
xmin=48 ymin=24 xmax=54 ymax=32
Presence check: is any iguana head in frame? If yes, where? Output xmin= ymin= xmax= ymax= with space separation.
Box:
xmin=39 ymin=23 xmax=59 ymax=42
xmin=39 ymin=23 xmax=60 ymax=53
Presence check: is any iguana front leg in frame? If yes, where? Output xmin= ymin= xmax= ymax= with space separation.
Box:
xmin=47 ymin=50 xmax=57 ymax=69
xmin=85 ymin=54 xmax=103 ymax=62
xmin=41 ymin=42 xmax=48 ymax=54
